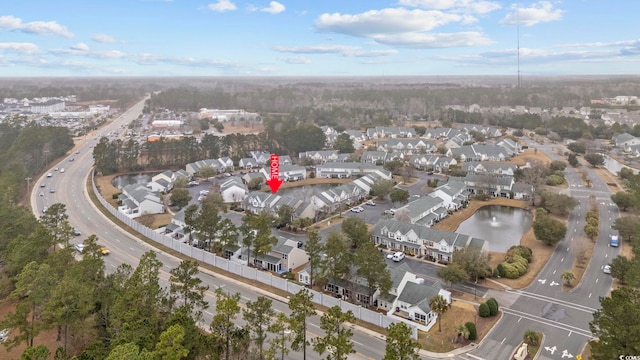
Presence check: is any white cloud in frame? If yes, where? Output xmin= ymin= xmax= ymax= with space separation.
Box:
xmin=273 ymin=44 xmax=397 ymax=57
xmin=283 ymin=56 xmax=311 ymax=64
xmin=314 ymin=7 xmax=490 ymax=49
xmin=316 ymin=8 xmax=476 ymax=36
xmin=208 ymin=0 xmax=237 ymax=12
xmin=92 ymin=34 xmax=118 ymax=43
xmin=500 ymin=1 xmax=564 ymax=26
xmin=372 ymin=31 xmax=493 ymax=48
xmin=0 ymin=42 xmax=40 ymax=55
xmin=261 ymin=1 xmax=286 ymax=14
xmin=398 ymin=0 xmax=501 ymax=14
xmin=0 ymin=15 xmax=74 ymax=38
xmin=70 ymin=43 xmax=90 ymax=52
xmin=558 ymin=39 xmax=640 ymax=48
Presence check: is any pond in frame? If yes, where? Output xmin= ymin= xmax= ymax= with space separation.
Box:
xmin=456 ymin=205 xmax=533 ymax=252
xmin=111 ymin=173 xmax=156 ymax=190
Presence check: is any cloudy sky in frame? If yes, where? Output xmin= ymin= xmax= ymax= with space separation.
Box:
xmin=1 ymin=0 xmax=639 ymax=77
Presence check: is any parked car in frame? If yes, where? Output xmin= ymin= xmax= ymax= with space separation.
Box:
xmin=49 ymin=187 xmax=55 ymax=193
xmin=603 ymin=264 xmax=611 ymax=274
xmin=42 ymin=206 xmax=48 ymax=213
xmin=47 ymin=172 xmax=53 ymax=177
xmin=73 ymin=228 xmax=81 ymax=236
xmin=366 ymin=200 xmax=376 ymax=206
xmin=350 ymin=206 xmax=364 ymax=213
xmin=40 ymin=183 xmax=46 ymax=188
xmin=74 ymin=243 xmax=85 ymax=253
xmin=392 ymin=252 xmax=405 ymax=262
xmin=60 ymin=168 xmax=65 ymax=173
xmin=69 ymin=157 xmax=75 ymax=162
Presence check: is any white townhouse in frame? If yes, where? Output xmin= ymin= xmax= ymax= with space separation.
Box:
xmin=496 ymin=138 xmax=522 ymax=155
xmin=238 ymin=157 xmax=259 ymax=169
xmin=311 ymin=182 xmax=366 ymax=213
xmin=423 ymin=127 xmax=460 ymax=140
xmin=342 ymin=130 xmax=367 ymax=149
xmin=428 ymin=180 xmax=470 ymax=211
xmin=448 ymin=144 xmax=510 ymax=162
xmin=377 ymin=138 xmax=437 ymax=155
xmin=243 ymin=192 xmax=315 ymax=219
xmin=118 ymin=184 xmax=165 ymax=219
xmin=394 ymin=196 xmax=448 ymax=227
xmin=376 ymin=263 xmax=418 ymax=313
xmin=409 ymin=155 xmax=457 ymax=172
xmin=366 ymin=126 xmax=416 ymax=139
xmin=220 ymin=176 xmax=248 ymax=203
xmin=460 ymin=161 xmax=519 ymax=177
xmin=315 ymin=162 xmax=392 ymax=180
xmin=462 ymin=125 xmax=502 ymax=138
xmin=394 ymin=281 xmax=451 ymax=329
xmin=259 ymin=164 xmax=306 ymax=182
xmin=613 ymin=133 xmax=640 ymax=148
xmin=321 ymin=126 xmax=339 ymax=146
xmin=463 ymin=173 xmax=515 ymax=198
xmin=242 ymin=236 xmax=308 ymax=273
xmin=250 ymin=151 xmax=271 ymax=166
xmin=371 ymin=219 xmax=488 ymax=263
xmin=185 ymin=157 xmax=234 ymax=176
xmin=360 ymin=151 xmax=388 ymax=164
xmin=148 ymin=170 xmax=176 ymax=193
xmin=299 ymin=150 xmax=339 ymax=163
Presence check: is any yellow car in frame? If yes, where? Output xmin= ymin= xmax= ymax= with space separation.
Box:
xmin=99 ymin=246 xmax=110 ymax=256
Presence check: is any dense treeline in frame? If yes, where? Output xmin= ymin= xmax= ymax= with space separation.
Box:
xmin=0 ymin=121 xmax=74 ymax=204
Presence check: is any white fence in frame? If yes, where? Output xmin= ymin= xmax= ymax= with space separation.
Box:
xmin=92 ymin=172 xmax=421 ymax=338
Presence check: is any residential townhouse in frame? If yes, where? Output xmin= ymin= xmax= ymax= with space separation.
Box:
xmin=220 ymin=176 xmax=248 ymax=203
xmin=185 ymin=157 xmax=234 ymax=176
xmin=250 ymin=151 xmax=271 ymax=166
xmin=311 ymin=182 xmax=367 ymax=213
xmin=376 ymin=263 xmax=418 ymax=313
xmin=259 ymin=164 xmax=307 ymax=182
xmin=613 ymin=133 xmax=640 ymax=148
xmin=496 ymin=137 xmax=522 ymax=155
xmin=376 ymin=138 xmax=437 ymax=155
xmin=147 ymin=170 xmax=190 ymax=193
xmin=448 ymin=144 xmax=511 ymax=162
xmin=243 ymin=191 xmax=315 ymax=219
xmin=428 ymin=180 xmax=470 ymax=210
xmin=394 ymin=196 xmax=449 ymax=227
xmin=299 ymin=150 xmax=339 ymax=163
xmin=444 ymin=132 xmax=473 ymax=149
xmin=371 ymin=219 xmax=488 ymax=263
xmin=462 ymin=125 xmax=502 ymax=138
xmin=422 ymin=127 xmax=461 ymax=140
xmin=366 ymin=126 xmax=416 ymax=139
xmin=238 ymin=157 xmax=260 ymax=169
xmin=324 ymin=268 xmax=380 ymax=306
xmin=118 ymin=184 xmax=165 ymax=219
xmin=242 ymin=236 xmax=308 ymax=273
xmin=394 ymin=281 xmax=451 ymax=329
xmin=460 ymin=161 xmax=519 ymax=177
xmin=343 ymin=130 xmax=367 ymax=149
xmin=315 ymin=162 xmax=392 ymax=180
xmin=360 ymin=151 xmax=389 ymax=164
xmin=408 ymin=155 xmax=457 ymax=172
xmin=463 ymin=173 xmax=515 ymax=198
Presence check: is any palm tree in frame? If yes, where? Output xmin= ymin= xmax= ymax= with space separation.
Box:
xmin=455 ymin=324 xmax=470 ymax=343
xmin=561 ymin=270 xmax=575 ymax=286
xmin=429 ymin=295 xmax=449 ymax=332
xmin=523 ymin=329 xmax=540 ymax=346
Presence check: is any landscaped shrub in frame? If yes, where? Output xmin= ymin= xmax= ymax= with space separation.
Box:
xmin=474 ymin=193 xmax=491 ymax=201
xmin=502 ymin=263 xmax=520 ymax=279
xmin=492 ymin=267 xmax=500 ymax=278
xmin=546 ymin=174 xmax=565 ymax=186
xmin=506 ymin=246 xmax=533 ymax=263
xmin=497 ymin=263 xmax=506 ymax=278
xmin=486 ymin=298 xmax=499 ymax=316
xmin=478 ymin=302 xmax=490 ymax=317
xmin=465 ymin=321 xmax=477 ymax=341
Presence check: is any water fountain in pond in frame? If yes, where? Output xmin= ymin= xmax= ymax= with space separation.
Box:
xmin=489 ymin=216 xmax=500 ymax=227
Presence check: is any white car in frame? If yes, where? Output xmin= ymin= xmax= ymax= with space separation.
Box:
xmin=603 ymin=265 xmax=611 ymax=274
xmin=350 ymin=206 xmax=364 ymax=213
xmin=60 ymin=168 xmax=65 ymax=173
xmin=366 ymin=200 xmax=376 ymax=206
xmin=74 ymin=243 xmax=85 ymax=253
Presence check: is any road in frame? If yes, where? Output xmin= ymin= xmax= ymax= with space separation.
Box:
xmin=30 ymin=97 xmax=391 ymax=360
xmin=466 ymin=140 xmax=620 ymax=360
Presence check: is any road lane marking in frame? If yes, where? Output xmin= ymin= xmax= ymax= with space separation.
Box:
xmin=501 ymin=337 xmax=506 ymax=344
xmin=588 ymin=293 xmax=592 ymax=298
xmin=561 ymin=257 xmax=564 ymax=262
